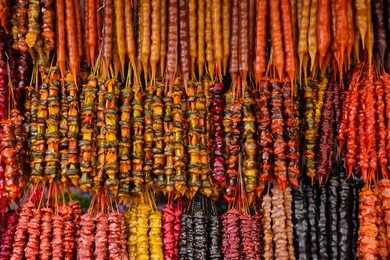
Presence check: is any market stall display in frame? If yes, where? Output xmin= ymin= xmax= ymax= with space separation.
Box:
xmin=1 ymin=0 xmax=390 ymax=259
